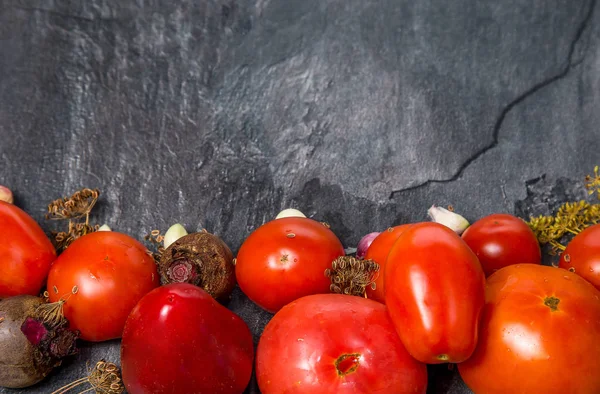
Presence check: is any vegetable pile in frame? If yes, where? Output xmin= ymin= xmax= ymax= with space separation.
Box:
xmin=0 ymin=166 xmax=599 ymax=393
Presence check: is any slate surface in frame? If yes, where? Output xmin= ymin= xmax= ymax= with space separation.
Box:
xmin=1 ymin=0 xmax=599 ymax=393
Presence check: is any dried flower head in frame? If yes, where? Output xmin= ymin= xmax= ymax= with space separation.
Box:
xmin=51 ymin=360 xmax=124 ymax=394
xmin=325 ymin=256 xmax=380 ymax=298
xmin=585 ymin=165 xmax=600 ymax=199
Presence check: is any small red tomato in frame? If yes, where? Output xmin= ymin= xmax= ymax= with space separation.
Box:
xmin=256 ymin=294 xmax=428 ymax=394
xmin=47 ymin=231 xmax=159 ymax=341
xmin=462 ymin=213 xmax=541 ymax=276
xmin=236 ymin=217 xmax=345 ymax=313
xmin=458 ymin=264 xmax=600 ymax=393
xmin=364 ymin=224 xmax=411 ymax=303
xmin=559 ymin=223 xmax=600 ymax=289
xmin=0 ymin=201 xmax=56 ymax=298
xmin=385 ymin=222 xmax=485 ymax=364
xmin=121 ymin=283 xmax=254 ymax=394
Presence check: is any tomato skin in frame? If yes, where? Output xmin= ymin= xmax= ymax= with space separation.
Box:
xmin=385 ymin=222 xmax=485 ymax=364
xmin=364 ymin=224 xmax=411 ymax=303
xmin=121 ymin=283 xmax=254 ymax=394
xmin=458 ymin=264 xmax=600 ymax=394
xmin=47 ymin=231 xmax=159 ymax=341
xmin=236 ymin=217 xmax=345 ymax=313
xmin=0 ymin=201 xmax=56 ymax=298
xmin=559 ymin=224 xmax=600 ymax=290
xmin=256 ymin=294 xmax=427 ymax=394
xmin=462 ymin=213 xmax=541 ymax=277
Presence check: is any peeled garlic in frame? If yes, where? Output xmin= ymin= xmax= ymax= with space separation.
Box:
xmin=164 ymin=223 xmax=188 ymax=249
xmin=0 ymin=185 xmax=14 ymax=204
xmin=98 ymin=224 xmax=112 ymax=231
xmin=276 ymin=208 xmax=306 ymax=219
xmin=427 ymin=205 xmax=470 ymax=235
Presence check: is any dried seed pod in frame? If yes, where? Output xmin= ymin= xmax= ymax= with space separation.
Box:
xmin=158 ymin=232 xmax=236 ymax=300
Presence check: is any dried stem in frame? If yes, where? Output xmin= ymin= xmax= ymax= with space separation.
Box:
xmin=51 ymin=360 xmax=124 ymax=394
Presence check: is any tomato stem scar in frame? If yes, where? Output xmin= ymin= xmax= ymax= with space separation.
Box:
xmin=334 ymin=353 xmax=361 ymax=376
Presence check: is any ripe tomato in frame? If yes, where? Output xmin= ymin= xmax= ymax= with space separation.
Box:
xmin=385 ymin=222 xmax=485 ymax=364
xmin=47 ymin=231 xmax=159 ymax=341
xmin=256 ymin=294 xmax=427 ymax=394
xmin=458 ymin=264 xmax=600 ymax=393
xmin=559 ymin=224 xmax=600 ymax=290
xmin=364 ymin=224 xmax=411 ymax=303
xmin=462 ymin=213 xmax=541 ymax=277
xmin=236 ymin=217 xmax=345 ymax=313
xmin=121 ymin=283 xmax=254 ymax=394
xmin=0 ymin=201 xmax=56 ymax=298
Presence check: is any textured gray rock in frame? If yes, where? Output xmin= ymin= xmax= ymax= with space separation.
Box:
xmin=1 ymin=0 xmax=599 ymax=392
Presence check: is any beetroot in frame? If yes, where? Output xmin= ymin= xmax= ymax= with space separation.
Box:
xmin=0 ymin=295 xmax=78 ymax=388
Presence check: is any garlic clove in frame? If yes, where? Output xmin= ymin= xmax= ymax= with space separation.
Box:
xmin=0 ymin=185 xmax=14 ymax=204
xmin=427 ymin=205 xmax=470 ymax=235
xmin=276 ymin=208 xmax=306 ymax=219
xmin=164 ymin=223 xmax=188 ymax=249
xmin=98 ymin=224 xmax=112 ymax=231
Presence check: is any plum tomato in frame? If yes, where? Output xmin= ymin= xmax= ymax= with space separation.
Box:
xmin=364 ymin=224 xmax=411 ymax=303
xmin=256 ymin=293 xmax=427 ymax=394
xmin=0 ymin=201 xmax=56 ymax=298
xmin=236 ymin=217 xmax=345 ymax=313
xmin=462 ymin=213 xmax=541 ymax=277
xmin=559 ymin=223 xmax=600 ymax=290
xmin=121 ymin=283 xmax=254 ymax=394
xmin=458 ymin=264 xmax=600 ymax=393
xmin=47 ymin=231 xmax=159 ymax=341
xmin=385 ymin=222 xmax=485 ymax=364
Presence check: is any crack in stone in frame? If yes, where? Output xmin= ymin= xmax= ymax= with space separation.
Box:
xmin=389 ymin=0 xmax=598 ymax=199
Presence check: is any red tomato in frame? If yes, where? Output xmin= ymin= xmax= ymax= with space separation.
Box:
xmin=0 ymin=201 xmax=56 ymax=298
xmin=256 ymin=294 xmax=427 ymax=394
xmin=121 ymin=283 xmax=254 ymax=394
xmin=385 ymin=222 xmax=485 ymax=364
xmin=559 ymin=224 xmax=600 ymax=290
xmin=458 ymin=264 xmax=600 ymax=393
xmin=47 ymin=231 xmax=159 ymax=341
xmin=236 ymin=217 xmax=345 ymax=313
xmin=462 ymin=213 xmax=541 ymax=277
xmin=364 ymin=224 xmax=411 ymax=303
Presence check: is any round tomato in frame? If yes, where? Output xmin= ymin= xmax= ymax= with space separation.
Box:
xmin=236 ymin=217 xmax=345 ymax=313
xmin=364 ymin=224 xmax=411 ymax=303
xmin=385 ymin=222 xmax=485 ymax=364
xmin=121 ymin=283 xmax=254 ymax=394
xmin=0 ymin=201 xmax=56 ymax=298
xmin=458 ymin=264 xmax=600 ymax=393
xmin=559 ymin=223 xmax=600 ymax=290
xmin=47 ymin=231 xmax=159 ymax=341
xmin=256 ymin=293 xmax=427 ymax=394
xmin=462 ymin=213 xmax=541 ymax=277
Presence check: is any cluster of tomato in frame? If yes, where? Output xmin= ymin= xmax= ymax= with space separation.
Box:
xmin=2 ymin=198 xmax=600 ymax=394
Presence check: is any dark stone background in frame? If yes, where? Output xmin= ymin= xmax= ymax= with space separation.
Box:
xmin=1 ymin=0 xmax=599 ymax=392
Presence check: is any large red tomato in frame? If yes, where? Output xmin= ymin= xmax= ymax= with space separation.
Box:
xmin=462 ymin=213 xmax=541 ymax=277
xmin=121 ymin=283 xmax=254 ymax=394
xmin=47 ymin=231 xmax=159 ymax=341
xmin=559 ymin=223 xmax=600 ymax=290
xmin=0 ymin=201 xmax=56 ymax=298
xmin=236 ymin=217 xmax=345 ymax=313
xmin=364 ymin=224 xmax=411 ymax=303
xmin=385 ymin=222 xmax=485 ymax=364
xmin=458 ymin=264 xmax=600 ymax=393
xmin=256 ymin=294 xmax=427 ymax=394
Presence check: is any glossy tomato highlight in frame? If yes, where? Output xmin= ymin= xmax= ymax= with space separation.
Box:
xmin=236 ymin=217 xmax=344 ymax=313
xmin=47 ymin=231 xmax=159 ymax=341
xmin=458 ymin=264 xmax=600 ymax=393
xmin=462 ymin=213 xmax=541 ymax=276
xmin=256 ymin=294 xmax=427 ymax=394
xmin=385 ymin=222 xmax=485 ymax=364
xmin=121 ymin=283 xmax=254 ymax=394
xmin=364 ymin=224 xmax=411 ymax=303
xmin=0 ymin=201 xmax=56 ymax=298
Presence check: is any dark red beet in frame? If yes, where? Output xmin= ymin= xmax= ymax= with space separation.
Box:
xmin=0 ymin=295 xmax=78 ymax=388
